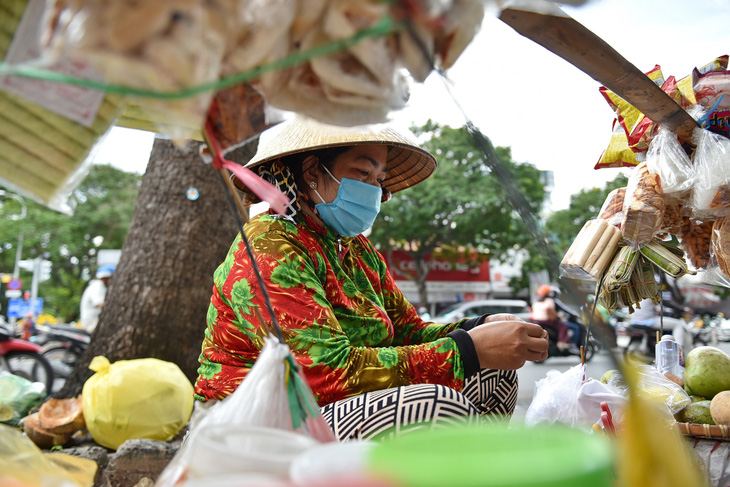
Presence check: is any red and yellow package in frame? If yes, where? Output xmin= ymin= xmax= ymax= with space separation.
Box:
xmin=600 ymin=65 xmax=664 ymax=151
xmin=677 ymin=54 xmax=729 ymax=105
xmin=595 ymin=119 xmax=640 ymax=169
xmin=693 ymin=69 xmax=730 ymax=139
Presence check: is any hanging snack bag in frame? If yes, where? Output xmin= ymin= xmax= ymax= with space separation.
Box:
xmin=711 ymin=216 xmax=730 ymax=280
xmin=679 ymin=218 xmax=713 ymax=270
xmin=598 ymin=187 xmax=626 ymax=224
xmin=644 ymin=127 xmax=694 ymax=198
xmin=621 ymin=162 xmax=665 ymax=249
xmin=595 ymin=119 xmax=640 ymax=169
xmin=693 ymin=69 xmax=730 ymax=139
xmin=41 ymin=0 xmax=233 ymax=140
xmin=559 ymin=219 xmax=621 ymax=281
xmin=659 ymin=202 xmax=685 ymax=236
xmin=689 ymin=126 xmax=730 ymax=218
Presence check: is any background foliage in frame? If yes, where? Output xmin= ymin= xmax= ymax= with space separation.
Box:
xmin=0 ymin=164 xmax=141 ymax=321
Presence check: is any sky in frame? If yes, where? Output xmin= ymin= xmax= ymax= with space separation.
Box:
xmin=93 ymin=0 xmax=730 ymax=211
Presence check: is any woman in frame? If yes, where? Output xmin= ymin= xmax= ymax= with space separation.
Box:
xmin=194 ymin=118 xmax=549 ymax=440
xmin=531 ymin=285 xmax=578 ymax=353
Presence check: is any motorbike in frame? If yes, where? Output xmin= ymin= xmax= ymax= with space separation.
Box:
xmin=533 ymin=300 xmax=601 ymax=363
xmin=0 ymin=322 xmax=55 ymax=394
xmin=615 ymin=306 xmax=697 ymax=362
xmin=34 ymin=324 xmax=90 ymax=379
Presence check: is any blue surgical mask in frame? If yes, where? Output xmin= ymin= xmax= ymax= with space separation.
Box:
xmin=313 ymin=167 xmax=381 ymax=237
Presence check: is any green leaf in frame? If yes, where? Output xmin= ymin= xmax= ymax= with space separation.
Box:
xmin=377 ymin=348 xmax=398 ymax=369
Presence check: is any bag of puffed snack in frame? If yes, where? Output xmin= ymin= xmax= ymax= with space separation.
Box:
xmin=645 ymin=127 xmax=694 ymax=197
xmin=679 ymin=218 xmax=713 ymax=270
xmin=598 ymin=187 xmax=626 ymax=224
xmin=689 ymin=126 xmax=730 ymax=219
xmin=622 ymin=162 xmax=665 ymax=249
xmin=711 ymin=216 xmax=730 ymax=280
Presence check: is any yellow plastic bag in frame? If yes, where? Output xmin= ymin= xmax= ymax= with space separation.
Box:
xmin=82 ymin=356 xmax=194 ymax=450
xmin=0 ymin=423 xmax=96 ymax=487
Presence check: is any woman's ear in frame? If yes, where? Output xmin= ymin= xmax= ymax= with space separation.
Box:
xmin=301 ymin=155 xmax=320 ymax=187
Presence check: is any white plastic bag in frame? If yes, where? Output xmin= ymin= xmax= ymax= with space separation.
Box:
xmin=156 ymin=337 xmax=334 ymax=486
xmin=525 ymin=364 xmax=627 ymax=432
xmin=690 ymin=126 xmax=730 ymax=218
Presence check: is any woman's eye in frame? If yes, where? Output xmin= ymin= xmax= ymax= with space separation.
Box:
xmin=357 ymin=170 xmax=369 ymax=178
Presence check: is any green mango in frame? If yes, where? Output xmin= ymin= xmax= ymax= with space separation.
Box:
xmin=676 ymin=400 xmax=715 ymax=425
xmin=684 ymin=347 xmax=730 ymax=400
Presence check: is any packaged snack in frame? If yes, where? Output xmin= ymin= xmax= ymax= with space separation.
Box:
xmin=680 ymin=218 xmax=713 ymax=270
xmin=560 ymin=219 xmax=621 ymax=281
xmin=595 ymin=120 xmax=640 ymax=169
xmin=711 ymin=216 xmax=730 ymax=279
xmin=689 ymin=127 xmax=730 ymax=218
xmin=693 ymin=69 xmax=730 ymax=139
xmin=644 ymin=127 xmax=694 ymax=197
xmin=622 ymin=162 xmax=665 ymax=249
xmin=628 ymin=76 xmax=692 ymax=152
xmin=42 ymin=0 xmax=233 ymax=140
xmin=659 ymin=202 xmax=685 ymax=235
xmin=599 ymin=65 xmax=665 ymax=152
xmin=677 ymin=55 xmax=729 ymax=104
xmin=598 ymin=187 xmax=626 ymax=223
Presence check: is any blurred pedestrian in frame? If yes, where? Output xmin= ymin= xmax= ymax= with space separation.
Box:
xmin=79 ymin=264 xmax=115 ymax=333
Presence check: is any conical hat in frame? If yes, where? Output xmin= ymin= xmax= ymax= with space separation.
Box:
xmin=242 ymin=117 xmax=437 ymax=194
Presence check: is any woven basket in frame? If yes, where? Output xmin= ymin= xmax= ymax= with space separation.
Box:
xmin=677 ymin=422 xmax=730 ymax=441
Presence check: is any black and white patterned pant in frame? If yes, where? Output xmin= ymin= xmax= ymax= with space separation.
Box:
xmin=320 ymin=369 xmax=518 ymax=441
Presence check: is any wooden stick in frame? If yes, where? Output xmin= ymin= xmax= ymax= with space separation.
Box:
xmin=219 ymin=168 xmax=249 ymax=224
xmin=580 ymin=345 xmax=585 ymax=365
xmin=498 ymin=7 xmax=699 ymax=140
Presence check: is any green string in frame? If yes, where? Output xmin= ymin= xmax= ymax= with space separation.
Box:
xmin=0 ymin=16 xmax=400 ymax=100
xmin=285 ymin=354 xmax=319 ymax=430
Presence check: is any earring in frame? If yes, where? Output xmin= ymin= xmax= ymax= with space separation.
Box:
xmin=310 ymin=182 xmax=317 ymax=188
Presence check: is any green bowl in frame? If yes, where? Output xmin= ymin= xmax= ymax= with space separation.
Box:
xmin=367 ymin=423 xmax=613 ymax=487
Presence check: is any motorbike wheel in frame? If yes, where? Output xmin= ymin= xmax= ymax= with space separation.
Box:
xmin=3 ymin=350 xmax=55 ymax=394
xmin=42 ymin=345 xmax=82 ymax=378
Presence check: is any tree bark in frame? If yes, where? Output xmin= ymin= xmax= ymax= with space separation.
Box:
xmin=57 ymin=139 xmax=243 ymax=397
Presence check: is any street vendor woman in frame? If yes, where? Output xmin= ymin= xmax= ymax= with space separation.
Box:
xmin=194 ymin=118 xmax=549 ymax=440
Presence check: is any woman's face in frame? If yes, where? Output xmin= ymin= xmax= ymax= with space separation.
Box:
xmin=311 ymin=144 xmax=388 ymax=203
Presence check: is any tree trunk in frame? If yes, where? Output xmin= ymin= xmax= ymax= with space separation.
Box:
xmin=414 ymin=254 xmax=430 ymax=311
xmin=57 ymin=139 xmax=242 ymax=397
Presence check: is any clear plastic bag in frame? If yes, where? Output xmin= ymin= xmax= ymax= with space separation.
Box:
xmin=157 ymin=337 xmax=335 ymax=487
xmin=645 ymin=127 xmax=694 ymax=197
xmin=689 ymin=126 xmax=730 ymax=219
xmin=711 ymin=216 xmax=730 ymax=282
xmin=525 ymin=364 xmax=627 ymax=432
xmin=633 ymin=364 xmax=691 ymax=416
xmin=622 ymin=161 xmax=666 ymax=249
xmin=0 ymin=372 xmax=46 ymax=427
xmin=559 ymin=219 xmax=622 ymax=281
xmin=597 ymin=187 xmax=626 ymax=225
xmin=0 ymin=423 xmax=95 ymax=487
xmin=41 ymin=0 xmax=231 ymax=140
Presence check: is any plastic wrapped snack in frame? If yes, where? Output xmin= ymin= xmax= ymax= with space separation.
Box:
xmin=598 ymin=187 xmax=626 ymax=223
xmin=645 ymin=127 xmax=694 ymax=197
xmin=622 ymin=162 xmax=665 ymax=249
xmin=712 ymin=216 xmax=730 ymax=280
xmin=693 ymin=68 xmax=730 ymax=139
xmin=41 ymin=0 xmax=233 ymax=140
xmin=690 ymin=126 xmax=730 ymax=218
xmin=559 ymin=219 xmax=622 ymax=281
xmin=680 ymin=218 xmax=713 ymax=270
xmin=659 ymin=202 xmax=685 ymax=236
xmin=595 ymin=119 xmax=640 ymax=169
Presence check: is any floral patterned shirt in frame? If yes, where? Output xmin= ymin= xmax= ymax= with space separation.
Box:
xmin=194 ymin=212 xmax=476 ymax=406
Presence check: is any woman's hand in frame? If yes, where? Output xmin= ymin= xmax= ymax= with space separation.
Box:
xmin=467 ymin=315 xmax=549 ymax=369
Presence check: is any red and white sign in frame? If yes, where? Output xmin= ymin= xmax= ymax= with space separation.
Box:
xmin=386 ymin=250 xmax=490 ymax=282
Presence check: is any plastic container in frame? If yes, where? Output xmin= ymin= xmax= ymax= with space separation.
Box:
xmin=187 ymin=425 xmax=319 ymax=480
xmin=655 ymin=335 xmax=682 ymax=377
xmin=367 ymin=423 xmax=613 ymax=487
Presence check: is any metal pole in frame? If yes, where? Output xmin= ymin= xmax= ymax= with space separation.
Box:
xmin=0 ymin=190 xmax=27 ymax=325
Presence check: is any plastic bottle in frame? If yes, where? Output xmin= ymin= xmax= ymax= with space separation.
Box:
xmin=655 ymin=334 xmax=682 ymax=377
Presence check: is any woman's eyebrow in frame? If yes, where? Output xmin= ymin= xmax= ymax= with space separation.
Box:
xmin=361 ymin=156 xmax=388 ymax=174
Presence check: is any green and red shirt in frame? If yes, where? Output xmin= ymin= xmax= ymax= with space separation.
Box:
xmin=194 ymin=212 xmax=479 ymax=406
